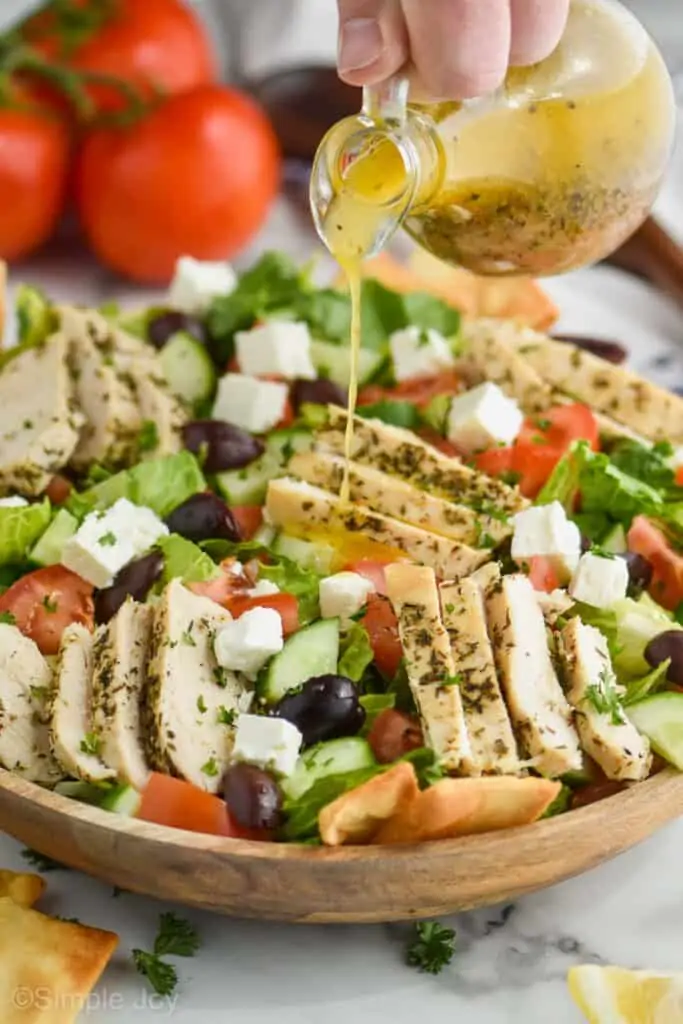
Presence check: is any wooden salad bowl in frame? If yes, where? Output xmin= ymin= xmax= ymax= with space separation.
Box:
xmin=1 ymin=768 xmax=683 ymax=922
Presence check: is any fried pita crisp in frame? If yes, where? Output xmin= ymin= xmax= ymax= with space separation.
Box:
xmin=0 ymin=870 xmax=45 ymax=908
xmin=0 ymin=897 xmax=118 ymax=1024
xmin=374 ymin=776 xmax=561 ymax=845
xmin=319 ymin=762 xmax=420 ymax=846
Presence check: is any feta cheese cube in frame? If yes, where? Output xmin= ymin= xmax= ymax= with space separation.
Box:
xmin=212 ymin=373 xmax=289 ymax=434
xmin=569 ymin=552 xmax=629 ymax=609
xmin=236 ymin=321 xmax=316 ymax=381
xmin=248 ymin=579 xmax=281 ymax=598
xmin=389 ymin=326 xmax=456 ymax=382
xmin=446 ymin=382 xmax=523 ymax=455
xmin=61 ymin=498 xmax=169 ymax=589
xmin=512 ymin=501 xmax=582 ymax=583
xmin=0 ymin=496 xmax=28 ymax=508
xmin=214 ymin=607 xmax=284 ymax=679
xmin=232 ymin=713 xmax=303 ymax=777
xmin=168 ymin=256 xmax=237 ymax=315
xmin=319 ymin=572 xmax=375 ymax=625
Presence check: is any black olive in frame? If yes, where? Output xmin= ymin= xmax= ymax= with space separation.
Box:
xmin=165 ymin=492 xmax=241 ymax=544
xmin=94 ymin=551 xmax=164 ymax=625
xmin=273 ymin=674 xmax=365 ymax=747
xmin=621 ymin=552 xmax=653 ymax=597
xmin=183 ymin=420 xmax=265 ymax=473
xmin=223 ymin=763 xmax=283 ymax=830
xmin=552 ymin=334 xmax=628 ymax=365
xmin=645 ymin=630 xmax=683 ymax=685
xmin=291 ymin=378 xmax=347 ymax=412
xmin=147 ymin=310 xmax=207 ymax=349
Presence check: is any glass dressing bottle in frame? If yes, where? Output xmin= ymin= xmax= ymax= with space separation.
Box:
xmin=310 ymin=0 xmax=676 ymax=277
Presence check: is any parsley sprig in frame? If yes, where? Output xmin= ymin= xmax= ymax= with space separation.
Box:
xmin=21 ymin=848 xmax=67 ymax=872
xmin=132 ymin=912 xmax=200 ymax=996
xmin=406 ymin=921 xmax=457 ymax=975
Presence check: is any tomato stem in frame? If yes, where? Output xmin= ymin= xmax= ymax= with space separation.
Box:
xmin=14 ymin=0 xmax=120 ymax=59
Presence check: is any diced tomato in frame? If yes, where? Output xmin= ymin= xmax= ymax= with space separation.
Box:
xmin=418 ymin=429 xmax=461 ymax=458
xmin=227 ymin=593 xmax=299 ymax=636
xmin=137 ymin=772 xmax=269 ymax=839
xmin=276 ymin=397 xmax=295 ymax=429
xmin=189 ymin=558 xmax=252 ymax=603
xmin=474 ymin=446 xmax=515 ymax=478
xmin=232 ymin=505 xmax=263 ymax=540
xmin=627 ymin=516 xmax=683 ymax=611
xmin=358 ymin=370 xmax=462 ymax=410
xmin=517 ymin=403 xmax=599 ymax=452
xmin=510 ymin=442 xmax=563 ymax=499
xmin=0 ymin=566 xmax=94 ymax=655
xmin=44 ymin=474 xmax=73 ymax=505
xmin=368 ymin=709 xmax=424 ymax=764
xmin=677 ymin=467 xmax=683 ymax=488
xmin=344 ymin=559 xmax=388 ymax=595
xmin=227 ymin=356 xmax=240 ymax=372
xmin=528 ymin=556 xmax=561 ymax=594
xmin=362 ymin=594 xmax=403 ymax=678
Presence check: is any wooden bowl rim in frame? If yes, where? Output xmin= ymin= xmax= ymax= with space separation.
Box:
xmin=4 ymin=766 xmax=683 ymax=865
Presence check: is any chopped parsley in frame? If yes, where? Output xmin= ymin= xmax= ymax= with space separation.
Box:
xmin=138 ymin=420 xmax=159 ymax=453
xmin=442 ymin=673 xmax=463 ymax=688
xmin=132 ymin=912 xmax=200 ymax=997
xmin=196 ymin=695 xmax=207 ymax=714
xmin=213 ymin=666 xmax=229 ymax=688
xmin=217 ymin=706 xmax=236 ymax=725
xmin=181 ymin=627 xmax=197 ymax=647
xmin=444 ymin=603 xmax=455 ymax=615
xmin=0 ymin=611 xmax=16 ymax=625
xmin=80 ymin=732 xmax=102 ymax=757
xmin=98 ymin=531 xmax=117 ymax=547
xmin=406 ymin=921 xmax=457 ymax=975
xmin=585 ymin=669 xmax=626 ymax=725
xmin=201 ymin=757 xmax=219 ymax=777
xmin=21 ymin=848 xmax=66 ymax=872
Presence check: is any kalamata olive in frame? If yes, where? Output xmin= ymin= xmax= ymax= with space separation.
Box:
xmin=645 ymin=630 xmax=683 ymax=685
xmin=94 ymin=550 xmax=164 ymax=625
xmin=621 ymin=551 xmax=653 ymax=597
xmin=147 ymin=310 xmax=207 ymax=349
xmin=552 ymin=334 xmax=628 ymax=365
xmin=183 ymin=420 xmax=265 ymax=472
xmin=165 ymin=492 xmax=241 ymax=544
xmin=223 ymin=763 xmax=283 ymax=830
xmin=273 ymin=674 xmax=365 ymax=747
xmin=291 ymin=378 xmax=347 ymax=412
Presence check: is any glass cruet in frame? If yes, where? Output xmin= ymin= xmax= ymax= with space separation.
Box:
xmin=310 ymin=0 xmax=677 ymax=277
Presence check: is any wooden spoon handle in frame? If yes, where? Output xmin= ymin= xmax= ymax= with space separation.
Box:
xmin=606 ymin=216 xmax=683 ymax=311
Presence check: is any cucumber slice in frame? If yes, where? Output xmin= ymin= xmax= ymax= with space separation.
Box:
xmin=160 ymin=331 xmax=216 ymax=406
xmin=215 ymin=451 xmax=282 ymax=506
xmin=626 ymin=692 xmax=683 ymax=770
xmin=54 ymin=781 xmax=108 ymax=805
xmin=601 ymin=523 xmax=627 ymax=554
xmin=272 ymin=534 xmax=336 ymax=574
xmin=258 ymin=618 xmax=340 ymax=703
xmin=265 ymin=428 xmax=313 ymax=462
xmin=30 ymin=509 xmax=78 ymax=566
xmin=252 ymin=524 xmax=277 ymax=547
xmin=282 ymin=737 xmax=376 ymax=802
xmin=100 ymin=784 xmax=142 ymax=816
xmin=310 ymin=339 xmax=385 ymax=388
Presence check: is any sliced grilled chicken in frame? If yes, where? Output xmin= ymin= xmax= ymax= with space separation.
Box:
xmin=266 ymin=477 xmax=490 ymax=580
xmin=385 ymin=563 xmax=476 ymax=775
xmin=289 ymin=450 xmax=512 ymax=546
xmin=144 ymin=579 xmax=244 ymax=793
xmin=537 ymin=589 xmax=574 ymax=625
xmin=559 ymin=617 xmax=652 ymax=782
xmin=0 ymin=623 xmax=62 ymax=784
xmin=50 ymin=623 xmax=113 ymax=783
xmin=440 ymin=578 xmax=520 ymax=775
xmin=92 ymin=599 xmax=153 ymax=791
xmin=0 ymin=334 xmax=83 ymax=496
xmin=319 ymin=406 xmax=527 ymax=514
xmin=460 ymin=318 xmax=553 ymax=414
xmin=485 ymin=573 xmax=583 ymax=777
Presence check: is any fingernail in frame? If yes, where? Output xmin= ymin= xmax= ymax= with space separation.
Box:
xmin=338 ymin=18 xmax=384 ymax=73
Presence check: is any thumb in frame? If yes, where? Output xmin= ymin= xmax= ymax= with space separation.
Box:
xmin=336 ymin=0 xmax=408 ymax=86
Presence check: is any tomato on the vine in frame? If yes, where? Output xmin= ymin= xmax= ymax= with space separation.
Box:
xmin=75 ymin=84 xmax=281 ymax=283
xmin=27 ymin=0 xmax=216 ymax=114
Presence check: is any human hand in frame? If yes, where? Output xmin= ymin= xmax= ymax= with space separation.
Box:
xmin=336 ymin=0 xmax=570 ymax=99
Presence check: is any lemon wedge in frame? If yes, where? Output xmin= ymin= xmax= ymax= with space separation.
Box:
xmin=568 ymin=965 xmax=683 ymax=1023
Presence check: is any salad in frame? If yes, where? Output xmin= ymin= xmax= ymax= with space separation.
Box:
xmin=0 ymin=251 xmax=683 ymax=848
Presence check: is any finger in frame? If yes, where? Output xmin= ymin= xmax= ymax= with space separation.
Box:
xmin=337 ymin=0 xmax=409 ymax=86
xmin=509 ymin=0 xmax=570 ymax=66
xmin=400 ymin=0 xmax=511 ymax=100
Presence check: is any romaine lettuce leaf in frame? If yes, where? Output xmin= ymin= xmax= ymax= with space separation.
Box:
xmin=280 ymin=766 xmax=382 ymax=841
xmin=338 ymin=623 xmax=374 ymax=682
xmin=577 ymin=595 xmax=679 ymax=678
xmin=157 ymin=535 xmax=220 ymax=585
xmin=623 ymin=659 xmax=671 ymax=706
xmin=0 ymin=500 xmax=52 ymax=566
xmin=68 ymin=452 xmax=205 ymax=520
xmin=259 ymin=556 xmax=321 ymax=626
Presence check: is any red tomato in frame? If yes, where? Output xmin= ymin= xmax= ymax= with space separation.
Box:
xmin=358 ymin=371 xmax=462 ymax=410
xmin=511 ymin=443 xmax=564 ymax=499
xmin=570 ymin=780 xmax=627 ymax=810
xmin=0 ymin=566 xmax=94 ymax=655
xmin=344 ymin=560 xmax=388 ymax=595
xmin=227 ymin=593 xmax=299 ymax=636
xmin=188 ymin=558 xmax=252 ymax=603
xmin=75 ymin=85 xmax=281 ymax=283
xmin=362 ymin=595 xmax=403 ymax=678
xmin=627 ymin=516 xmax=683 ymax=611
xmin=276 ymin=398 xmax=295 ymax=430
xmin=28 ymin=0 xmax=216 ymax=115
xmin=232 ymin=506 xmax=263 ymax=541
xmin=474 ymin=446 xmax=515 ymax=478
xmin=518 ymin=403 xmax=599 ymax=452
xmin=418 ymin=429 xmax=461 ymax=458
xmin=0 ymin=100 xmax=70 ymax=261
xmin=44 ymin=474 xmax=73 ymax=505
xmin=368 ymin=709 xmax=424 ymax=764
xmin=528 ymin=556 xmax=561 ymax=594
xmin=677 ymin=467 xmax=683 ymax=488
xmin=137 ymin=772 xmax=267 ymax=839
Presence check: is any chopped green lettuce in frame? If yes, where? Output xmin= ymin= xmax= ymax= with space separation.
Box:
xmin=422 ymin=393 xmax=452 ymax=435
xmin=359 ymin=692 xmax=396 ymax=729
xmin=0 ymin=500 xmax=52 ymax=566
xmin=540 ymin=784 xmax=572 ymax=818
xmin=577 ymin=594 xmax=679 ymax=678
xmin=608 ymin=439 xmax=678 ymax=494
xmin=157 ymin=535 xmax=220 ymax=586
xmin=15 ymin=285 xmax=56 ymax=347
xmin=280 ymin=766 xmax=382 ymax=841
xmin=259 ymin=556 xmax=321 ymax=626
xmin=68 ymin=452 xmax=205 ymax=520
xmin=623 ymin=659 xmax=671 ymax=706
xmin=338 ymin=623 xmax=374 ymax=682
xmin=536 ymin=440 xmax=587 ymax=510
